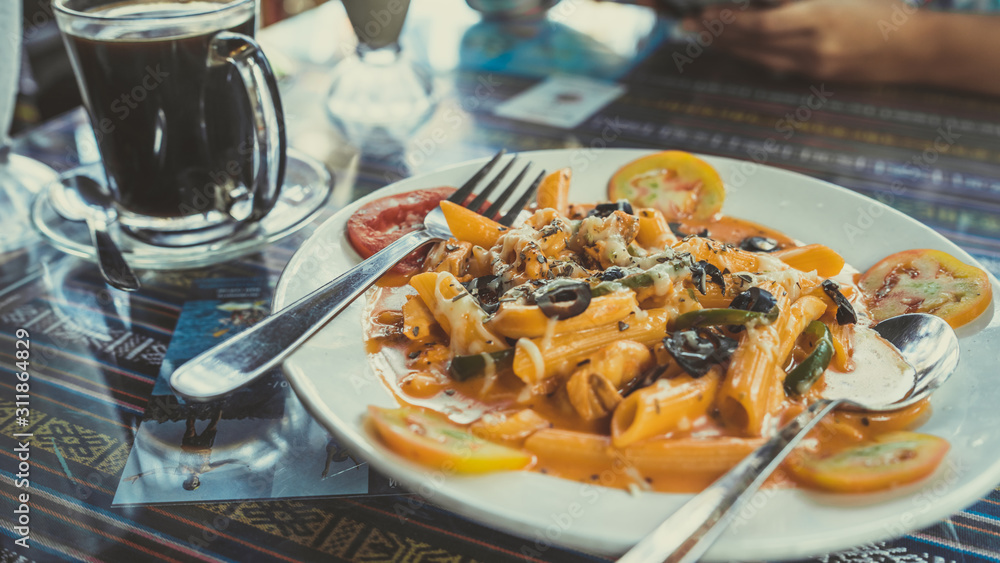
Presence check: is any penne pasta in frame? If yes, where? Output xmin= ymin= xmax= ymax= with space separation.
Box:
xmin=717 ymin=283 xmax=791 ymax=436
xmin=409 ymin=271 xmax=507 ymax=355
xmin=402 ymin=294 xmax=438 ymax=342
xmin=470 ymin=409 xmax=553 ymax=445
xmin=623 ymin=436 xmax=764 ymax=475
xmin=672 ymin=236 xmax=759 ymax=273
xmin=636 ymin=207 xmax=677 ymax=248
xmin=489 ymin=291 xmax=638 ymax=339
xmin=536 ymin=168 xmax=571 ymax=216
xmin=826 ymin=319 xmax=856 ymax=372
xmin=566 ymin=341 xmax=654 ymax=420
xmin=611 ymin=371 xmax=720 ymax=448
xmin=512 ymin=307 xmax=672 ymax=388
xmin=524 ymin=428 xmax=615 ymax=469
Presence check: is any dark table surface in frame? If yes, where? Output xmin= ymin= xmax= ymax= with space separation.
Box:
xmin=4 ymin=1 xmax=1000 ymax=561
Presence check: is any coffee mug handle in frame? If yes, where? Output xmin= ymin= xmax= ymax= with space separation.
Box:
xmin=208 ymin=31 xmax=286 ymax=222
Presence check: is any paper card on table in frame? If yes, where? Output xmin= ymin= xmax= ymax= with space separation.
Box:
xmin=493 ymin=75 xmax=626 ymax=129
xmin=112 ymin=276 xmax=400 ymax=506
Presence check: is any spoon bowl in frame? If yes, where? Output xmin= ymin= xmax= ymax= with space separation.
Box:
xmin=49 ymin=174 xmax=140 ymax=291
xmin=854 ymin=312 xmax=960 ymax=411
xmin=620 ymin=313 xmax=960 ymax=563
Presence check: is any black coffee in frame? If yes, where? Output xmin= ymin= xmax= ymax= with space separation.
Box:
xmin=63 ymin=1 xmax=256 ymax=218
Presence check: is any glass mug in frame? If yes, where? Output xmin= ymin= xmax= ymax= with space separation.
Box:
xmin=54 ymin=0 xmax=285 ymax=247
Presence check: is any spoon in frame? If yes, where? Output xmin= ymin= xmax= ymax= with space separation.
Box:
xmin=619 ymin=313 xmax=960 ymax=563
xmin=50 ymin=175 xmax=140 ymax=291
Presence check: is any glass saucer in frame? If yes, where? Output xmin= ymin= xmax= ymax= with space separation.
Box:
xmin=0 ymin=154 xmax=60 ymax=252
xmin=32 ymin=149 xmax=332 ymax=270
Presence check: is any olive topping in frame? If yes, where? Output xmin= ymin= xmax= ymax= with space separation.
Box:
xmin=532 ymin=279 xmax=592 ymax=320
xmin=621 ymin=364 xmax=669 ymax=397
xmin=668 ymin=222 xmax=709 ymax=238
xmin=690 ymin=260 xmax=725 ymax=295
xmin=728 ymin=287 xmax=779 ymax=332
xmin=462 ymin=274 xmax=502 ymax=315
xmin=821 ymin=280 xmax=858 ymax=325
xmin=588 ymin=199 xmax=635 ymax=218
xmin=739 ymin=236 xmax=779 ymax=253
xmin=599 ymin=266 xmax=627 ymax=282
xmin=662 ymin=328 xmax=738 ymax=378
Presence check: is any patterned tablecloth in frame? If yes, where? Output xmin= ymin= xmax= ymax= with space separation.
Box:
xmin=3 ymin=1 xmax=1000 ymax=561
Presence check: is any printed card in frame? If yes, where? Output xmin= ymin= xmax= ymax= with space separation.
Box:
xmin=494 ymin=75 xmax=626 ymax=129
xmin=113 ymin=277 xmax=399 ymax=506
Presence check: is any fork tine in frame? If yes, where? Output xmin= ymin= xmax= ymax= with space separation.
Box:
xmin=482 ymin=163 xmax=530 ymax=219
xmin=447 ymin=149 xmax=505 ymax=204
xmin=499 ymin=170 xmax=545 ymax=226
xmin=467 ymin=155 xmax=519 ymax=213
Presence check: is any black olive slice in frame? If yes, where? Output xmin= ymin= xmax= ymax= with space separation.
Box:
xmin=621 ymin=364 xmax=669 ymax=397
xmin=739 ymin=236 xmax=779 ymax=253
xmin=668 ymin=222 xmax=710 ymax=238
xmin=690 ymin=260 xmax=725 ymax=295
xmin=588 ymin=199 xmax=635 ymax=218
xmin=532 ymin=279 xmax=592 ymax=320
xmin=462 ymin=275 xmax=502 ymax=315
xmin=821 ymin=279 xmax=858 ymax=325
xmin=728 ymin=287 xmax=779 ymax=332
xmin=662 ymin=328 xmax=738 ymax=378
xmin=599 ymin=266 xmax=627 ymax=282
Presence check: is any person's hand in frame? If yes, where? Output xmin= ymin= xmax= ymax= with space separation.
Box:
xmin=683 ymin=0 xmax=925 ymax=83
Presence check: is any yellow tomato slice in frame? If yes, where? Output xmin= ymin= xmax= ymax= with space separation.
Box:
xmin=608 ymin=151 xmax=724 ymax=221
xmin=859 ymin=249 xmax=993 ymax=328
xmin=440 ymin=200 xmax=508 ymax=249
xmin=786 ymin=431 xmax=949 ymax=493
xmin=368 ymin=406 xmax=533 ymax=474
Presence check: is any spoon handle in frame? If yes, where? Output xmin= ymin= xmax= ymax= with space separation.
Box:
xmin=619 ymin=398 xmax=844 ymax=563
xmin=88 ymin=221 xmax=140 ymax=292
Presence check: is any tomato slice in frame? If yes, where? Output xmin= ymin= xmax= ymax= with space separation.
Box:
xmin=608 ymin=151 xmax=725 ymax=221
xmin=786 ymin=431 xmax=949 ymax=493
xmin=346 ymin=187 xmax=455 ymax=277
xmin=858 ymin=249 xmax=993 ymax=328
xmin=786 ymin=432 xmax=949 ymax=493
xmin=368 ymin=406 xmax=534 ymax=474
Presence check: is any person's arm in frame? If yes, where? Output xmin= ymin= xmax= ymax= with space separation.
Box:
xmin=684 ymin=0 xmax=1000 ymax=96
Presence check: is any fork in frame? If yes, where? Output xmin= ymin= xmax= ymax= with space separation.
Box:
xmin=170 ymin=150 xmax=544 ymax=401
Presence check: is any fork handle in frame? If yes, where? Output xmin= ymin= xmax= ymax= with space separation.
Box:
xmin=170 ymin=229 xmax=437 ymax=401
xmin=618 ymin=398 xmax=842 ymax=563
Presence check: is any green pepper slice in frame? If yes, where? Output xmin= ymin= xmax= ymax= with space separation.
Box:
xmin=449 ymin=349 xmax=514 ymax=381
xmin=672 ymin=306 xmax=779 ymax=331
xmin=783 ymin=321 xmax=834 ymax=396
xmin=592 ymin=272 xmax=656 ymax=297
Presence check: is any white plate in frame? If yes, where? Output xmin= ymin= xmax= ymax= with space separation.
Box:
xmin=275 ymin=149 xmax=1000 ymax=560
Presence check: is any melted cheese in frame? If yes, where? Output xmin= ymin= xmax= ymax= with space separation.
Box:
xmin=431 ymin=280 xmax=497 ymax=355
xmin=480 ymin=352 xmax=498 ymax=395
xmin=517 ymin=337 xmax=546 ymax=385
xmin=541 ymin=317 xmax=559 ymax=350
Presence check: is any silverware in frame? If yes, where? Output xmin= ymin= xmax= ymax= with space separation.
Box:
xmin=619 ymin=313 xmax=960 ymax=563
xmin=49 ymin=174 xmax=141 ymax=292
xmin=171 ymin=150 xmax=543 ymax=401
